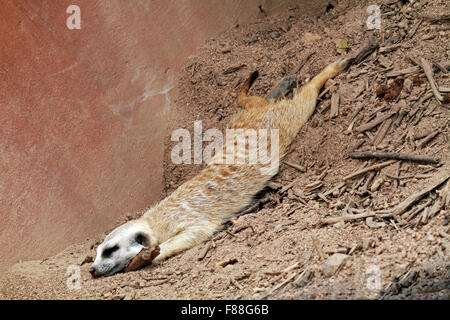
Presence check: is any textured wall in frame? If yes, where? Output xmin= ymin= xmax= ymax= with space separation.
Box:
xmin=0 ymin=0 xmax=328 ymax=272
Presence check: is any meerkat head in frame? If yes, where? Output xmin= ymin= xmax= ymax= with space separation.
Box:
xmin=89 ymin=221 xmax=152 ymax=278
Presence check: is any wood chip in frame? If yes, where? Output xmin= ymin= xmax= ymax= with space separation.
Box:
xmin=420 ymin=58 xmax=443 ymax=102
xmin=344 ymin=160 xmax=397 ymax=181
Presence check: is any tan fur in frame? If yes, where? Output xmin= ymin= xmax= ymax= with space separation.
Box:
xmin=133 ymin=58 xmax=351 ymax=265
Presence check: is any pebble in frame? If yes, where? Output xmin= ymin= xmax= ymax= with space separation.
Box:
xmin=321 ymin=253 xmax=350 ymax=277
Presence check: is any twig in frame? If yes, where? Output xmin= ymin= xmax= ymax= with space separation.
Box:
xmin=420 ymin=14 xmax=450 ymax=23
xmin=379 ymin=43 xmax=403 ymax=53
xmin=361 ymin=171 xmax=376 ymax=194
xmin=385 ymin=173 xmax=433 ymax=180
xmin=283 ymin=160 xmax=306 ymax=172
xmin=320 ymin=212 xmax=375 ymax=225
xmin=348 ymin=151 xmax=440 ymax=164
xmin=354 ymin=111 xmax=396 ymax=132
xmin=279 ymin=180 xmax=298 ymax=194
xmin=386 ymin=66 xmax=420 ymax=78
xmin=417 ymin=131 xmax=440 ymax=149
xmin=372 ymin=118 xmax=393 ymax=146
xmin=262 ymin=272 xmax=298 ymax=299
xmin=217 ymin=258 xmax=238 ymax=268
xmin=330 ymin=93 xmax=339 ymax=118
xmin=197 ymin=241 xmax=212 ymax=261
xmin=377 ymin=175 xmax=449 ymax=218
xmin=344 ymin=160 xmax=397 ymax=180
xmin=404 ymin=199 xmax=432 ymax=222
xmin=320 ymin=182 xmax=346 ymax=198
xmin=420 ymin=58 xmax=443 ymax=102
xmin=293 ymin=52 xmax=314 ymax=74
xmin=407 ymin=18 xmax=423 ymax=39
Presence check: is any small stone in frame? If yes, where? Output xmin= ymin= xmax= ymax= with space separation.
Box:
xmin=124 ymin=293 xmax=135 ymax=300
xmin=370 ymin=177 xmax=384 ymax=192
xmin=403 ymin=78 xmax=413 ymax=93
xmin=362 ymin=238 xmax=372 ymax=250
xmin=302 ymin=32 xmax=323 ymax=44
xmin=112 ymin=294 xmax=125 ymax=300
xmin=270 ymin=31 xmax=281 ymax=39
xmin=333 ymin=200 xmax=345 ymax=210
xmin=321 ymin=253 xmax=350 ymax=277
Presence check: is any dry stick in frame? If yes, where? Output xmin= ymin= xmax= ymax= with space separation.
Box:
xmin=372 ymin=118 xmax=393 ymax=146
xmin=377 ymin=175 xmax=449 ymax=218
xmin=348 ymin=151 xmax=440 ymax=164
xmin=293 ymin=51 xmax=314 ymax=74
xmin=408 ymin=92 xmax=433 ymax=121
xmin=344 ymin=160 xmax=397 ymax=181
xmin=407 ymin=18 xmax=423 ymax=39
xmin=350 ymin=103 xmax=364 ymax=121
xmin=434 ymin=61 xmax=448 ymax=74
xmin=412 ymin=131 xmax=432 ymax=141
xmin=417 ymin=131 xmax=440 ymax=149
xmin=361 ymin=171 xmax=376 ymax=193
xmin=386 ymin=66 xmax=421 ymax=78
xmin=393 ymin=161 xmax=401 ymax=189
xmin=197 ymin=241 xmax=212 ymax=261
xmin=379 ymin=43 xmax=403 ymax=53
xmin=262 ymin=272 xmax=298 ymax=299
xmin=420 ymin=13 xmax=450 ymax=23
xmin=320 ymin=182 xmax=346 ymax=198
xmin=279 ymin=180 xmax=297 ymax=194
xmin=405 ymin=198 xmax=432 ymax=222
xmin=393 ymin=108 xmax=409 ymax=128
xmin=385 ymin=173 xmax=433 ymax=180
xmin=329 ymin=93 xmax=339 ymax=118
xmin=420 ymin=58 xmax=444 ymax=102
xmin=283 ymin=160 xmax=306 ymax=172
xmin=320 ymin=212 xmax=376 ymax=225
xmin=354 ymin=111 xmax=396 ymax=132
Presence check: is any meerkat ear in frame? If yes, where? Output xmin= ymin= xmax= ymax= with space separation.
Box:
xmin=134 ymin=232 xmax=149 ymax=247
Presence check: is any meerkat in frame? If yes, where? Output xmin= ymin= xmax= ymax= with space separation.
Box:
xmin=90 ymin=57 xmax=351 ymax=277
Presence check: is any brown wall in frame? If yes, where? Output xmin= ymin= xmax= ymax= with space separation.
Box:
xmin=0 ymin=0 xmax=328 ymax=272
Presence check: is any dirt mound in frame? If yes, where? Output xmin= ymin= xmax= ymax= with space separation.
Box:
xmin=1 ymin=0 xmax=449 ymax=300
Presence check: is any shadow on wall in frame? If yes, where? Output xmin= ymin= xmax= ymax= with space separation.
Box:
xmin=0 ymin=0 xmax=330 ymax=272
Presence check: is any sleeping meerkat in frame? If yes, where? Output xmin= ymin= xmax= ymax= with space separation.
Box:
xmin=89 ymin=57 xmax=351 ymax=277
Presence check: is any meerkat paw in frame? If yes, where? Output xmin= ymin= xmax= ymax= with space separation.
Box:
xmin=330 ymin=58 xmax=351 ymax=74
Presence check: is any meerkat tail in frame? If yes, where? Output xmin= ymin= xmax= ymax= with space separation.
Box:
xmin=237 ymin=71 xmax=259 ymax=107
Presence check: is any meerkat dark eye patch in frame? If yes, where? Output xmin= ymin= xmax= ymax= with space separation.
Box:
xmin=135 ymin=233 xmax=149 ymax=247
xmin=102 ymin=245 xmax=119 ymax=258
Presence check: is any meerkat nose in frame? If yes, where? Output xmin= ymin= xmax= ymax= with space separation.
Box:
xmin=89 ymin=267 xmax=98 ymax=277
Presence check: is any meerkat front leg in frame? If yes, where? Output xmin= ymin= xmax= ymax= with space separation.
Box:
xmin=152 ymin=226 xmax=216 ymax=265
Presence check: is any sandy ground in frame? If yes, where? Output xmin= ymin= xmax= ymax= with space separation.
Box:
xmin=1 ymin=0 xmax=449 ymax=300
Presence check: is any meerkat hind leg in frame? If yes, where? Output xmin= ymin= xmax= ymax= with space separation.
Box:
xmin=308 ymin=58 xmax=351 ymax=91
